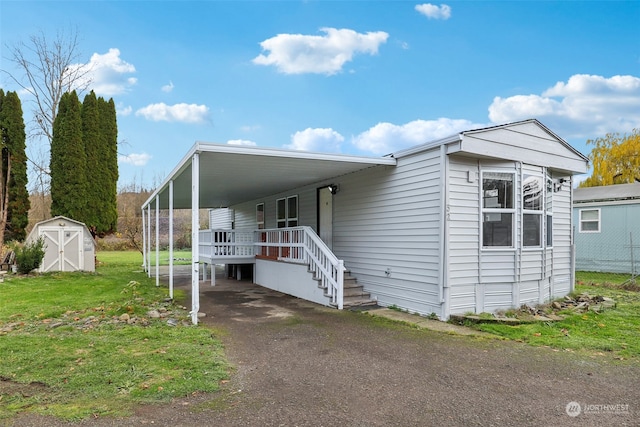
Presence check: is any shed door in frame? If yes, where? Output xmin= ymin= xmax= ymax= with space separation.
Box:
xmin=40 ymin=227 xmax=83 ymax=272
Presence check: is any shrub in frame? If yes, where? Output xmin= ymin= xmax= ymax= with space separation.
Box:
xmin=14 ymin=237 xmax=46 ymax=274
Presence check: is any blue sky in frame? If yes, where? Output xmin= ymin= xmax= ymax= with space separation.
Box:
xmin=1 ymin=1 xmax=639 ymax=189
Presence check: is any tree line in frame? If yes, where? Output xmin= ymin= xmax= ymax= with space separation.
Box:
xmin=0 ymin=88 xmax=118 ymax=248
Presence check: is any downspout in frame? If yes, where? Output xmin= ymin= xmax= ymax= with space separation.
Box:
xmin=169 ymin=179 xmax=174 ymax=299
xmin=155 ymin=195 xmax=160 ymax=287
xmin=570 ymin=177 xmax=575 ymax=293
xmin=439 ymin=143 xmax=449 ymax=318
xmin=190 ymin=152 xmax=201 ymax=324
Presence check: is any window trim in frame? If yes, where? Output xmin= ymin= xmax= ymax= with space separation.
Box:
xmin=276 ymin=195 xmax=298 ymax=228
xmin=481 ymin=170 xmax=516 ymax=250
xmin=579 ymin=208 xmax=601 ymax=233
xmin=522 ymin=172 xmax=544 ymax=249
xmin=256 ymin=203 xmax=265 ymax=229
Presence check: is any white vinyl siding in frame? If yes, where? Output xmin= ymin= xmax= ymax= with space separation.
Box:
xmin=333 ymin=148 xmax=443 ymax=317
xmin=447 ymin=156 xmax=480 ymax=313
xmin=551 ymin=178 xmax=573 ymax=297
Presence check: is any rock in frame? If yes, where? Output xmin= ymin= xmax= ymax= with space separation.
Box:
xmin=197 ymin=312 xmax=207 ymax=318
xmin=552 ymin=301 xmax=562 ymax=310
xmin=49 ymin=322 xmax=65 ymax=329
xmin=166 ymin=318 xmax=178 ymax=327
xmin=158 ymin=307 xmax=168 ymax=313
xmin=127 ymin=317 xmax=136 ymax=325
xmin=119 ymin=313 xmax=130 ymax=322
xmin=147 ymin=310 xmax=161 ymax=319
xmin=601 ymin=297 xmax=616 ymax=308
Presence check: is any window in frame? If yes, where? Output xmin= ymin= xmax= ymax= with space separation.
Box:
xmin=276 ymin=196 xmax=298 ymax=228
xmin=522 ymin=174 xmax=543 ymax=247
xmin=579 ymin=209 xmax=600 ymax=233
xmin=256 ymin=203 xmax=265 ymax=229
xmin=482 ymin=172 xmax=515 ymax=247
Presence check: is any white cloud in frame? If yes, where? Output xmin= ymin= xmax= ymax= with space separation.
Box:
xmin=253 ymin=27 xmax=389 ymax=75
xmin=71 ymin=48 xmax=137 ymax=96
xmin=285 ymin=128 xmax=345 ymax=152
xmin=135 ymin=103 xmax=210 ymax=124
xmin=415 ymin=3 xmax=452 ymax=20
xmin=161 ymin=81 xmax=174 ymax=93
xmin=227 ymin=139 xmax=257 ymax=146
xmin=118 ymin=152 xmax=151 ymax=166
xmin=352 ymin=118 xmax=485 ymax=155
xmin=488 ymin=74 xmax=640 ymax=137
xmin=117 ymin=104 xmax=132 ymax=116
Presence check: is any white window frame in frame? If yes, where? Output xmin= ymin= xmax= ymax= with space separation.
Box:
xmin=256 ymin=203 xmax=265 ymax=229
xmin=579 ymin=208 xmax=601 ymax=233
xmin=522 ymin=172 xmax=544 ymax=249
xmin=545 ymin=174 xmax=553 ymax=248
xmin=276 ymin=195 xmax=298 ymax=228
xmin=481 ymin=170 xmax=516 ymax=249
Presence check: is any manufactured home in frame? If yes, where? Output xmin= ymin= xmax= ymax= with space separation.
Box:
xmin=573 ymin=183 xmax=640 ymax=274
xmin=142 ymin=119 xmax=589 ymax=323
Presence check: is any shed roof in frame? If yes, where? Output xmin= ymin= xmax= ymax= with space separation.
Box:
xmin=573 ymin=183 xmax=640 ymax=203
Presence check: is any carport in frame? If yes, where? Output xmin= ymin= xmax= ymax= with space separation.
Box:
xmin=141 ymin=142 xmax=394 ymax=324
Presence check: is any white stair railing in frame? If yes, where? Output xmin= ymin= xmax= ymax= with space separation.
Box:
xmin=255 ymin=227 xmax=345 ymax=309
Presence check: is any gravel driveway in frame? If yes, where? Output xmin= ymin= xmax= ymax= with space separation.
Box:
xmin=9 ymin=275 xmax=639 ymax=426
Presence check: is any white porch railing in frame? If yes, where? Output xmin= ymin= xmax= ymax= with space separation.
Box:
xmin=197 ymin=227 xmax=344 ymax=309
xmin=198 ymin=229 xmax=255 ymax=261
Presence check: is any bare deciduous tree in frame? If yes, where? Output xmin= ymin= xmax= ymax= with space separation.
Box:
xmin=3 ymin=27 xmax=92 ymax=145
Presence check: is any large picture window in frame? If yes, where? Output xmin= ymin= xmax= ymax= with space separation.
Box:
xmin=579 ymin=209 xmax=600 ymax=233
xmin=482 ymin=172 xmax=515 ymax=248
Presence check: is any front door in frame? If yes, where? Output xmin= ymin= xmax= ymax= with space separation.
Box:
xmin=318 ymin=187 xmax=333 ymax=249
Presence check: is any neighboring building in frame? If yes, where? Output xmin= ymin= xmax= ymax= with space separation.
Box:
xmin=26 ymin=216 xmax=96 ymax=273
xmin=573 ymin=183 xmax=640 ymax=274
xmin=142 ymin=119 xmax=589 ymax=323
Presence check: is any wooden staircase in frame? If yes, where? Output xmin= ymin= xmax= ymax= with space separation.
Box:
xmin=339 ymin=271 xmax=378 ymax=309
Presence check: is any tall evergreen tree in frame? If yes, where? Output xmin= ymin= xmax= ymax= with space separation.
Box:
xmin=50 ymin=91 xmax=88 ymax=221
xmin=101 ymin=97 xmax=119 ymax=232
xmin=0 ymin=90 xmax=30 ymax=244
xmin=82 ymin=91 xmax=101 ymax=229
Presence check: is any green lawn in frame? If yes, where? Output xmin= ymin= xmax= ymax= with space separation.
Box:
xmin=472 ymin=272 xmax=640 ymax=361
xmin=0 ymin=251 xmax=228 ymax=421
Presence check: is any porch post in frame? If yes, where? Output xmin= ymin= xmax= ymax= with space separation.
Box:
xmin=169 ymin=179 xmax=174 ymax=299
xmin=155 ymin=195 xmax=160 ymax=287
xmin=147 ymin=204 xmax=152 ymax=278
xmin=141 ymin=207 xmax=147 ymax=272
xmin=191 ymin=152 xmax=200 ymax=324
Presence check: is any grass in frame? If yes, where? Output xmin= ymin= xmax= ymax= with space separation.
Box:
xmin=0 ymin=251 xmax=229 ymax=421
xmin=470 ymin=272 xmax=640 ymax=361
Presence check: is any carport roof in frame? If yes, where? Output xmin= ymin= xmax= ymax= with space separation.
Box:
xmin=143 ymin=142 xmax=397 ymax=210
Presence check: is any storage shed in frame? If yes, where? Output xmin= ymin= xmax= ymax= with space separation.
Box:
xmin=26 ymin=216 xmax=96 ymax=272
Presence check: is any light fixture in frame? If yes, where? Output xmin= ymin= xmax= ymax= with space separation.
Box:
xmin=327 ymin=184 xmax=339 ymax=194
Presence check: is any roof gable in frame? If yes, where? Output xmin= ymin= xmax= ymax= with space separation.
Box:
xmin=458 ymin=119 xmax=589 ymax=174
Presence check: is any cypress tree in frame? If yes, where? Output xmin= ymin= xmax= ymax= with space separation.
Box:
xmin=82 ymin=91 xmax=101 ymax=230
xmin=100 ymin=97 xmax=118 ymax=233
xmin=0 ymin=91 xmax=30 ymax=242
xmin=50 ymin=91 xmax=88 ymax=221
